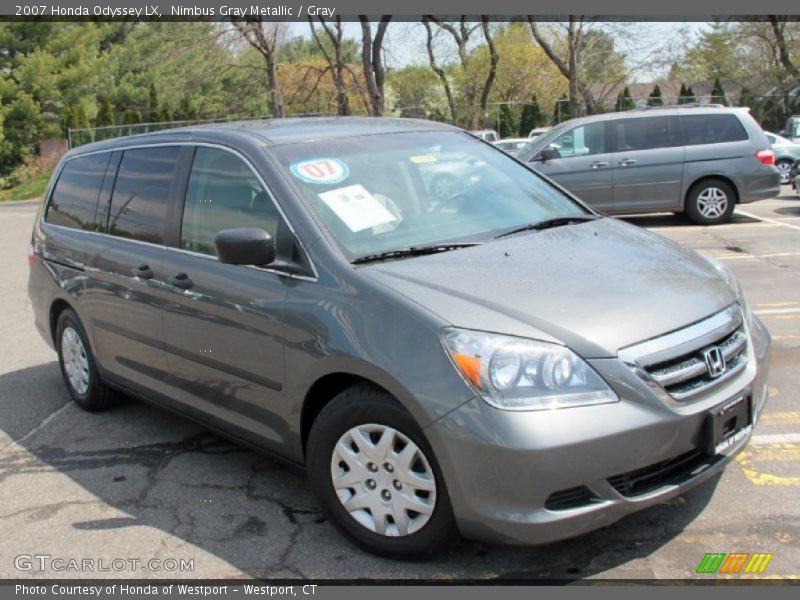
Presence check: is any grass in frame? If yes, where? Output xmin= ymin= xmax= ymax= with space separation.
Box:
xmin=0 ymin=171 xmax=51 ymax=202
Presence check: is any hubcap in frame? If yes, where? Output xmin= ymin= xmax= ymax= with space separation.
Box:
xmin=330 ymin=424 xmax=436 ymax=537
xmin=697 ymin=187 xmax=729 ymax=219
xmin=777 ymin=162 xmax=791 ymax=184
xmin=61 ymin=327 xmax=90 ymax=395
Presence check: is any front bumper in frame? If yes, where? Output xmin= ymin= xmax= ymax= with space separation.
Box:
xmin=425 ymin=315 xmax=771 ymax=546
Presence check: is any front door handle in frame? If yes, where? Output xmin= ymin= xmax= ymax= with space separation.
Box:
xmin=591 ymin=161 xmax=609 ymax=169
xmin=133 ymin=264 xmax=153 ymax=280
xmin=619 ymin=158 xmax=638 ymax=166
xmin=168 ymin=272 xmax=194 ymax=290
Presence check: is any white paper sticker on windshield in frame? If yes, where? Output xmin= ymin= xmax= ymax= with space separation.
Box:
xmin=291 ymin=158 xmax=349 ymax=185
xmin=317 ymin=185 xmax=398 ymax=232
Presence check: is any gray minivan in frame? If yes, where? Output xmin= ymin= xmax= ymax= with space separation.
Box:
xmin=28 ymin=118 xmax=770 ymax=559
xmin=518 ymin=107 xmax=780 ymax=224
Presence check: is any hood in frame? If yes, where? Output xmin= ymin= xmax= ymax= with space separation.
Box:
xmin=363 ymin=218 xmax=736 ymax=358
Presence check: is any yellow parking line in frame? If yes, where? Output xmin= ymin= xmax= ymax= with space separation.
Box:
xmin=759 ymin=411 xmax=800 ymax=425
xmin=736 ymin=442 xmax=800 ymax=486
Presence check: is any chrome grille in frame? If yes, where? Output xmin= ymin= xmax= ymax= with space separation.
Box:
xmin=619 ymin=305 xmax=749 ymax=402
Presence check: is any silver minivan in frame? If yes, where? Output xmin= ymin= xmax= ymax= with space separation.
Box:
xmin=518 ymin=107 xmax=780 ymax=224
xmin=28 ymin=118 xmax=770 ymax=559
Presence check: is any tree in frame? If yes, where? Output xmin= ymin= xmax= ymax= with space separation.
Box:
xmin=710 ymin=77 xmax=728 ymax=105
xmin=685 ymin=85 xmax=697 ymax=104
xmin=387 ymin=65 xmax=442 ymax=119
xmin=677 ymin=83 xmax=688 ymax=104
xmin=231 ymin=19 xmax=285 ymax=118
xmin=528 ymin=17 xmax=600 ymax=117
xmin=518 ymin=94 xmax=546 ymax=135
xmin=309 ymin=16 xmax=361 ymax=116
xmin=615 ymin=86 xmax=634 ymax=111
xmin=158 ymin=99 xmax=173 ymax=123
xmin=497 ymin=104 xmax=516 ymax=138
xmin=178 ymin=96 xmax=199 ymax=121
xmin=122 ymin=109 xmax=140 ymax=124
xmin=423 ymin=16 xmax=500 ymax=129
xmin=421 ymin=17 xmax=457 ymax=124
xmin=648 ymin=84 xmax=664 ymax=107
xmin=359 ymin=16 xmax=391 ymax=116
xmin=147 ymin=81 xmax=159 ymax=122
xmin=96 ymin=97 xmax=115 ymax=126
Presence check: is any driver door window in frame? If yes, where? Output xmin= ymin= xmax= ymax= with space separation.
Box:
xmin=180 ymin=147 xmax=280 ymax=256
xmin=549 ymin=122 xmax=607 ymax=159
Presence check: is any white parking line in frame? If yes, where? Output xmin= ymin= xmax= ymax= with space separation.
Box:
xmin=736 ymin=210 xmax=800 ymax=232
xmin=750 ymin=433 xmax=800 ymax=445
xmin=718 ymin=251 xmax=800 ymax=260
xmin=753 ymin=307 xmax=800 ymax=316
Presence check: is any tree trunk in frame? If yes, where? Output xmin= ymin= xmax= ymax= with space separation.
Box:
xmin=423 ymin=17 xmax=458 ymax=124
xmin=359 ymin=16 xmax=391 ymax=116
xmin=476 ymin=17 xmax=500 ymax=130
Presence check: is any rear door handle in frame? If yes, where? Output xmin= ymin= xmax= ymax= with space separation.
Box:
xmin=619 ymin=158 xmax=637 ymax=166
xmin=591 ymin=161 xmax=609 ymax=169
xmin=133 ymin=264 xmax=153 ymax=280
xmin=168 ymin=272 xmax=194 ymax=290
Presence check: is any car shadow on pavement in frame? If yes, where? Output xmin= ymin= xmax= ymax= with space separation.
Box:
xmin=0 ymin=362 xmax=720 ymax=580
xmin=621 ymin=213 xmax=761 ymax=229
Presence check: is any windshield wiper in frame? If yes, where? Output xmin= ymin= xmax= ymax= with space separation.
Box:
xmin=494 ymin=215 xmax=601 ymax=239
xmin=352 ymin=242 xmax=481 ymax=265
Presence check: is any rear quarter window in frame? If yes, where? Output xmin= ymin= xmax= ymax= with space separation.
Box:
xmin=44 ymin=153 xmax=111 ymax=230
xmin=680 ymin=114 xmax=748 ymax=146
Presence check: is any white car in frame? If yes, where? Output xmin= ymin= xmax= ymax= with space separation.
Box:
xmin=528 ymin=127 xmax=551 ymax=139
xmin=470 ymin=129 xmax=499 ymax=142
xmin=493 ymin=138 xmax=534 ymax=156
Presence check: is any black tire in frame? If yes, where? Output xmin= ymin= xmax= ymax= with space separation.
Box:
xmin=776 ymin=159 xmax=793 ymax=185
xmin=685 ymin=178 xmax=736 ymax=225
xmin=56 ymin=308 xmax=118 ymax=412
xmin=306 ymin=383 xmax=459 ymax=559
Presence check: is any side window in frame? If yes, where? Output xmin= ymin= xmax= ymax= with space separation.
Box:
xmin=108 ymin=147 xmax=181 ymax=244
xmin=681 ymin=114 xmax=748 ymax=146
xmin=613 ymin=116 xmax=670 ymax=152
xmin=180 ymin=147 xmax=280 ymax=257
xmin=45 ymin=153 xmax=110 ymax=231
xmin=549 ymin=122 xmax=606 ymax=158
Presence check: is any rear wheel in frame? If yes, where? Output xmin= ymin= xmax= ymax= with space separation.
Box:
xmin=306 ymin=384 xmax=459 ymax=559
xmin=56 ymin=308 xmax=118 ymax=411
xmin=776 ymin=159 xmax=793 ymax=185
xmin=685 ymin=179 xmax=736 ymax=225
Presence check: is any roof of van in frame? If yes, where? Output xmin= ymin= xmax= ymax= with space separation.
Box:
xmin=69 ymin=117 xmax=460 ymax=155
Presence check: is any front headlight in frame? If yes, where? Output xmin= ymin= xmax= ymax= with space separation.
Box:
xmin=441 ymin=328 xmax=619 ymax=411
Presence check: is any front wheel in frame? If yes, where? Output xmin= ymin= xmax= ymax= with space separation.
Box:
xmin=685 ymin=179 xmax=736 ymax=225
xmin=306 ymin=384 xmax=459 ymax=559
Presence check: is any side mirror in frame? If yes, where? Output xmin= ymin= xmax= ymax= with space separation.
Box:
xmin=215 ymin=228 xmax=275 ymax=266
xmin=539 ymin=147 xmax=559 ymax=162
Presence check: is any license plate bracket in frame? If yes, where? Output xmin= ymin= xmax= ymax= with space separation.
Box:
xmin=708 ymin=395 xmax=752 ymax=456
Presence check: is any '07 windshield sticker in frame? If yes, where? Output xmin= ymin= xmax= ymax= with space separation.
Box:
xmin=290 ymin=158 xmax=350 ymax=185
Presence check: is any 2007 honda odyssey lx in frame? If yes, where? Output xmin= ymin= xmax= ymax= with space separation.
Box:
xmin=28 ymin=118 xmax=770 ymax=559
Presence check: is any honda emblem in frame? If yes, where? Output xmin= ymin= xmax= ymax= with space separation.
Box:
xmin=704 ymin=346 xmax=726 ymax=378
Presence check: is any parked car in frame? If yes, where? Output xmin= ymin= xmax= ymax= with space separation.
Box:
xmin=528 ymin=127 xmax=551 ymax=139
xmin=493 ymin=137 xmax=534 ymax=156
xmin=469 ymin=129 xmax=499 ymax=142
xmin=517 ymin=106 xmax=780 ymax=225
xmin=29 ymin=117 xmax=770 ymax=559
xmin=765 ymin=131 xmax=800 ymax=184
xmin=782 ymin=115 xmax=800 ymax=143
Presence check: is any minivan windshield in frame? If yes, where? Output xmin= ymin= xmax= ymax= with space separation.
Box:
xmin=274 ymin=131 xmax=587 ymax=261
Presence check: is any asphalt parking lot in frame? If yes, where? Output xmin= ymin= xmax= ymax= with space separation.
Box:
xmin=1 ymin=191 xmax=798 ymax=581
